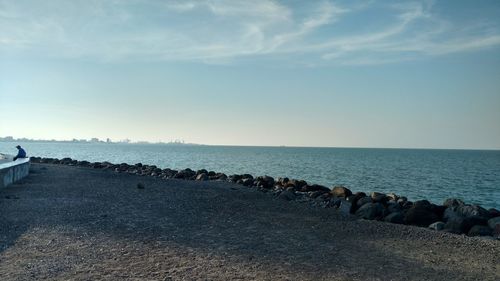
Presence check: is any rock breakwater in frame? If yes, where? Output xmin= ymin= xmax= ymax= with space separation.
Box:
xmin=29 ymin=156 xmax=500 ymax=240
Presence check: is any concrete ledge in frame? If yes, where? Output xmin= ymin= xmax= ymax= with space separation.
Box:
xmin=0 ymin=158 xmax=30 ymax=188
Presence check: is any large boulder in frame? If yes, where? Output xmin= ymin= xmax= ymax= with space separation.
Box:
xmin=444 ymin=217 xmax=478 ymax=234
xmin=338 ymin=199 xmax=353 ymax=215
xmin=404 ymin=200 xmax=440 ymax=227
xmin=356 ymin=197 xmax=372 ymax=208
xmin=195 ymin=173 xmax=208 ymax=181
xmin=355 ymin=203 xmax=385 ymax=220
xmin=331 ymin=186 xmax=352 ymax=198
xmin=468 ymin=225 xmax=492 ymax=237
xmin=443 ymin=198 xmax=465 ymax=208
xmin=384 ymin=212 xmax=404 ymax=224
xmin=488 ymin=217 xmax=500 ymax=229
xmin=370 ymin=192 xmax=388 ymax=203
xmin=255 ymin=176 xmax=275 ymax=189
xmin=456 ymin=204 xmax=491 ymax=220
xmin=278 ymin=190 xmax=296 ymax=201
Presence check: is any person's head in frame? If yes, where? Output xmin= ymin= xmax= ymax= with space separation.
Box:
xmin=16 ymin=145 xmax=21 ymax=149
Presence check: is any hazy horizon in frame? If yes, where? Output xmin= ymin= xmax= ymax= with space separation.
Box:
xmin=1 ymin=1 xmax=500 ymax=150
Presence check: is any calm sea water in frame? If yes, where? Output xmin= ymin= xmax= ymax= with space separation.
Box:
xmin=1 ymin=142 xmax=499 ymax=209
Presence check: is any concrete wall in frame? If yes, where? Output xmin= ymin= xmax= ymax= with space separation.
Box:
xmin=0 ymin=158 xmax=30 ymax=188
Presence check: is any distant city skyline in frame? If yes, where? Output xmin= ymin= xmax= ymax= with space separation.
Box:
xmin=1 ymin=1 xmax=500 ymax=149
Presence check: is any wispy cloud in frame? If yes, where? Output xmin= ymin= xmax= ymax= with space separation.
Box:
xmin=1 ymin=0 xmax=499 ymax=65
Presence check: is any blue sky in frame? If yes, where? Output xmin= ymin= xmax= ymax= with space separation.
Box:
xmin=1 ymin=0 xmax=500 ymax=149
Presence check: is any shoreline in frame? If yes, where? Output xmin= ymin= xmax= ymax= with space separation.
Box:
xmin=29 ymin=156 xmax=500 ymax=240
xmin=0 ymin=162 xmax=498 ymax=280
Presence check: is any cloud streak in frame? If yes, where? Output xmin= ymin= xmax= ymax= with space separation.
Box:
xmin=1 ymin=0 xmax=499 ymax=65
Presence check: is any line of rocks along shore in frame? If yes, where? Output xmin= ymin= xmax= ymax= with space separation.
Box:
xmin=29 ymin=156 xmax=500 ymax=240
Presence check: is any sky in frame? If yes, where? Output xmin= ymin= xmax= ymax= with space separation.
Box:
xmin=1 ymin=0 xmax=500 ymax=149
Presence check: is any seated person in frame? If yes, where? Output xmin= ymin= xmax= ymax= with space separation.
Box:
xmin=13 ymin=145 xmax=27 ymax=161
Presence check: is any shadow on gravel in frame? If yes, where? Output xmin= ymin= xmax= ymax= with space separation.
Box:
xmin=0 ymin=164 xmax=496 ymax=280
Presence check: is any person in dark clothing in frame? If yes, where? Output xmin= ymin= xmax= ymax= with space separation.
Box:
xmin=13 ymin=145 xmax=27 ymax=161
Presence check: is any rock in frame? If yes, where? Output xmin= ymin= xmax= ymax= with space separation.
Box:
xmin=404 ymin=200 xmax=440 ymax=227
xmin=355 ymin=203 xmax=385 ymax=220
xmin=308 ymin=191 xmax=325 ymax=199
xmin=60 ymin=157 xmax=73 ymax=165
xmin=387 ymin=202 xmax=402 ymax=214
xmin=338 ymin=199 xmax=353 ymax=215
xmin=456 ymin=204 xmax=491 ymax=219
xmin=371 ymin=192 xmax=388 ymax=203
xmin=137 ymin=183 xmax=145 ymax=189
xmin=384 ymin=212 xmax=404 ymax=224
xmin=241 ymin=178 xmax=254 ymax=187
xmin=330 ymin=186 xmax=352 ymax=198
xmin=489 ymin=208 xmax=500 ymax=218
xmin=255 ymin=176 xmax=275 ymax=189
xmin=285 ymin=179 xmax=307 ymax=190
xmin=493 ymin=225 xmax=500 ymax=239
xmin=386 ymin=193 xmax=399 ymax=202
xmin=444 ymin=217 xmax=476 ymax=234
xmin=397 ymin=197 xmax=408 ymax=204
xmin=278 ymin=190 xmax=296 ymax=201
xmin=429 ymin=221 xmax=445 ymax=231
xmin=302 ymin=184 xmax=330 ymax=193
xmin=174 ymin=169 xmax=196 ymax=179
xmin=213 ymin=173 xmax=227 ymax=181
xmin=443 ymin=198 xmax=465 ymax=208
xmin=488 ymin=217 xmax=500 ymax=229
xmin=196 ymin=169 xmax=208 ymax=175
xmin=195 ymin=173 xmax=208 ymax=181
xmin=443 ymin=208 xmax=461 ymax=222
xmin=468 ymin=225 xmax=492 ymax=237
xmin=356 ymin=197 xmax=372 ymax=207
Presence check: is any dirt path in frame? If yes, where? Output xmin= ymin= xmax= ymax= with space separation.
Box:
xmin=0 ymin=164 xmax=498 ymax=280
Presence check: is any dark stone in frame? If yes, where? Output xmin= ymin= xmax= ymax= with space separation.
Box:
xmin=338 ymin=199 xmax=352 ymax=215
xmin=443 ymin=198 xmax=465 ymax=208
xmin=404 ymin=200 xmax=440 ymax=227
xmin=277 ymin=177 xmax=289 ymax=186
xmin=355 ymin=203 xmax=385 ymax=220
xmin=444 ymin=217 xmax=477 ymax=234
xmin=309 ymin=191 xmax=325 ymax=199
xmin=384 ymin=212 xmax=404 ymax=224
xmin=356 ymin=197 xmax=373 ymax=208
xmin=229 ymin=174 xmax=242 ymax=182
xmin=241 ymin=178 xmax=254 ymax=187
xmin=278 ymin=190 xmax=296 ymax=201
xmin=330 ymin=186 xmax=352 ymax=198
xmin=285 ymin=179 xmax=307 ymax=189
xmin=255 ymin=176 xmax=275 ymax=189
xmin=456 ymin=204 xmax=491 ymax=219
xmin=493 ymin=224 xmax=500 ymax=239
xmin=196 ymin=169 xmax=208 ymax=175
xmin=196 ymin=173 xmax=208 ymax=181
xmin=428 ymin=221 xmax=445 ymax=231
xmin=387 ymin=202 xmax=402 ymax=214
xmin=137 ymin=183 xmax=145 ymax=189
xmin=488 ymin=217 xmax=500 ymax=229
xmin=386 ymin=193 xmax=399 ymax=202
xmin=134 ymin=163 xmax=143 ymax=167
xmin=174 ymin=169 xmax=196 ymax=179
xmin=302 ymin=184 xmax=330 ymax=193
xmin=468 ymin=225 xmax=492 ymax=237
xmin=489 ymin=208 xmax=500 ymax=218
xmin=370 ymin=192 xmax=388 ymax=203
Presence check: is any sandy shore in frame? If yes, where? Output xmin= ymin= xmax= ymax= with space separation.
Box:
xmin=0 ymin=164 xmax=498 ymax=280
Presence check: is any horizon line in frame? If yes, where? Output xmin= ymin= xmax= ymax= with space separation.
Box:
xmin=1 ymin=136 xmax=499 ymax=152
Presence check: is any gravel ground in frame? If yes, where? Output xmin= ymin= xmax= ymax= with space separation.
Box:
xmin=0 ymin=164 xmax=498 ymax=281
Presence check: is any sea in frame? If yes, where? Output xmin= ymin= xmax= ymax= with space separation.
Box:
xmin=1 ymin=141 xmax=499 ymax=209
